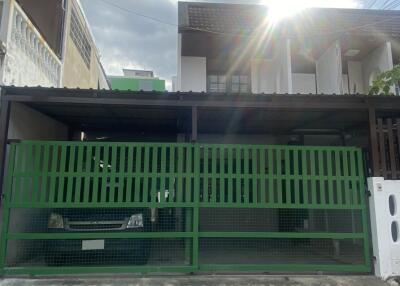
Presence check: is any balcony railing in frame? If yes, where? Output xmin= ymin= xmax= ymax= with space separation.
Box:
xmin=2 ymin=1 xmax=61 ymax=87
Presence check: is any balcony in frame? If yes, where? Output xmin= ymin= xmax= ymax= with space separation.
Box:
xmin=2 ymin=1 xmax=61 ymax=87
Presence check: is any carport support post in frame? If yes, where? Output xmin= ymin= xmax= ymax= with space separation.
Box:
xmin=0 ymin=99 xmax=10 ymax=202
xmin=368 ymin=106 xmax=380 ymax=176
xmin=0 ymin=98 xmax=11 ymax=275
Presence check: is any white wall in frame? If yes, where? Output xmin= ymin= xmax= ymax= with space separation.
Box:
xmin=251 ymin=39 xmax=292 ymax=94
xmin=278 ymin=39 xmax=292 ymax=94
xmin=251 ymin=59 xmax=278 ymax=94
xmin=316 ymin=40 xmax=343 ymax=94
xmin=348 ymin=61 xmax=364 ymax=94
xmin=8 ymin=103 xmax=68 ymax=140
xmin=368 ymin=177 xmax=400 ymax=279
xmin=177 ymin=34 xmax=182 ymax=91
xmin=292 ymin=73 xmax=316 ymax=94
xmin=179 ymin=56 xmax=207 ymax=92
xmin=362 ymin=41 xmax=394 ymax=94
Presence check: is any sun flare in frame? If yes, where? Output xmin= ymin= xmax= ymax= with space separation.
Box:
xmin=262 ymin=0 xmax=359 ymax=23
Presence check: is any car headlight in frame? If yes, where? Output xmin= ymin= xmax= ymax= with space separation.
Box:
xmin=48 ymin=213 xmax=64 ymax=229
xmin=127 ymin=213 xmax=143 ymax=228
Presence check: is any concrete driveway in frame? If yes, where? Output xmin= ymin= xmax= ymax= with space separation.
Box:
xmin=0 ymin=275 xmax=392 ymax=286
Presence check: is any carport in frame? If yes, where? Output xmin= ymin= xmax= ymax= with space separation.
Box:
xmin=0 ymin=86 xmax=399 ymax=275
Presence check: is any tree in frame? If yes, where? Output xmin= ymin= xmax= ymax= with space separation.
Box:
xmin=369 ymin=65 xmax=400 ymax=95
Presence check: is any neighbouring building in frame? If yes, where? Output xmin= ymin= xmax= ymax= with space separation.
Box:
xmin=0 ymin=0 xmax=109 ymax=141
xmin=177 ymin=2 xmax=400 ymax=95
xmin=0 ymin=0 xmax=109 ymax=89
xmin=108 ymin=69 xmax=165 ymax=91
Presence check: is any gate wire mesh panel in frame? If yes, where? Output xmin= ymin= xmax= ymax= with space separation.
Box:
xmin=0 ymin=141 xmax=370 ymax=275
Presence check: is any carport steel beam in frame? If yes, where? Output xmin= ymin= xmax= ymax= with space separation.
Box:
xmin=3 ymin=93 xmax=400 ymax=110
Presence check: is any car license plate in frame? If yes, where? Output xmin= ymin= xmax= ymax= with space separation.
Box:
xmin=82 ymin=240 xmax=104 ymax=250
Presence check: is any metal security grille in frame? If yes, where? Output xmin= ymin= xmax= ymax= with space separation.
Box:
xmin=0 ymin=141 xmax=371 ymax=275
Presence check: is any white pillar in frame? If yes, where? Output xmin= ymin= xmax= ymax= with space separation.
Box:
xmin=362 ymin=41 xmax=394 ymax=94
xmin=316 ymin=40 xmax=343 ymax=94
xmin=278 ymin=38 xmax=292 ymax=94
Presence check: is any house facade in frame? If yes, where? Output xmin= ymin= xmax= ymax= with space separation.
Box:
xmin=0 ymin=1 xmax=400 ymax=279
xmin=177 ymin=2 xmax=399 ymax=95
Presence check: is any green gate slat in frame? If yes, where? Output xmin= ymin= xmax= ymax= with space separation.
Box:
xmin=83 ymin=145 xmax=92 ymax=203
xmin=66 ymin=145 xmax=76 ymax=203
xmin=276 ymin=148 xmax=282 ymax=205
xmin=126 ymin=146 xmax=134 ymax=203
xmin=142 ymin=145 xmax=150 ymax=203
xmin=235 ymin=147 xmax=241 ymax=204
xmin=326 ymin=150 xmax=334 ymax=205
xmin=293 ymin=149 xmax=300 ymax=205
xmin=301 ymin=149 xmax=308 ymax=205
xmin=251 ymin=148 xmax=258 ymax=205
xmin=342 ymin=150 xmax=350 ymax=206
xmin=31 ymin=144 xmax=40 ymax=203
xmin=177 ymin=146 xmax=184 ymax=203
xmin=159 ymin=146 xmax=167 ymax=204
xmin=13 ymin=143 xmax=24 ymax=203
xmin=92 ymin=145 xmax=101 ymax=203
xmin=259 ymin=148 xmax=266 ymax=204
xmin=203 ymin=147 xmax=209 ymax=203
xmin=100 ymin=145 xmax=110 ymax=203
xmin=151 ymin=146 xmax=158 ymax=204
xmin=334 ymin=150 xmax=342 ymax=205
xmin=118 ymin=146 xmax=126 ymax=203
xmin=168 ymin=146 xmax=175 ymax=203
xmin=350 ymin=150 xmax=358 ymax=206
xmin=318 ymin=150 xmax=325 ymax=206
xmin=267 ymin=148 xmax=273 ymax=204
xmin=74 ymin=144 xmax=84 ymax=203
xmin=211 ymin=146 xmax=217 ymax=204
xmin=186 ymin=145 xmax=192 ymax=203
xmin=227 ymin=147 xmax=233 ymax=204
xmin=134 ymin=146 xmax=142 ymax=203
xmin=243 ymin=147 xmax=249 ymax=204
xmin=219 ymin=146 xmax=225 ymax=203
xmin=39 ymin=144 xmax=49 ymax=203
xmin=310 ymin=150 xmax=317 ymax=207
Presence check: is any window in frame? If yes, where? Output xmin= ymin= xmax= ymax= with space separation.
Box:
xmin=231 ymin=75 xmax=249 ymax=93
xmin=70 ymin=8 xmax=91 ymax=68
xmin=208 ymin=75 xmax=227 ymax=92
xmin=208 ymin=74 xmax=249 ymax=93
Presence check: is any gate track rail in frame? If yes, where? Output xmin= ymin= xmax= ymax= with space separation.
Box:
xmin=0 ymin=141 xmax=371 ymax=275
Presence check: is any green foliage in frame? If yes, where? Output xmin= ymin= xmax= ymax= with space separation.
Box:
xmin=368 ymin=65 xmax=400 ymax=95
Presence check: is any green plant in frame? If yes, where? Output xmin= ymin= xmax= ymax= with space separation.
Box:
xmin=368 ymin=65 xmax=400 ymax=95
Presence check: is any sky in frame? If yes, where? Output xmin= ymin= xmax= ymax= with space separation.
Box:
xmin=80 ymin=0 xmax=365 ymax=90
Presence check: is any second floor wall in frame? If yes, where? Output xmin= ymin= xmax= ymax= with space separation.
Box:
xmin=177 ymin=33 xmax=396 ymax=95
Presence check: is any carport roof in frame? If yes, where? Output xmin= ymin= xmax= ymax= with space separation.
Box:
xmin=2 ymin=86 xmax=400 ymax=134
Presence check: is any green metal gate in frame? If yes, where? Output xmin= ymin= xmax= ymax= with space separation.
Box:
xmin=0 ymin=141 xmax=370 ymax=275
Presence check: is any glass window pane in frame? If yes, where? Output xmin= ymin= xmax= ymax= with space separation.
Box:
xmin=218 ymin=83 xmax=226 ymax=92
xmin=240 ymin=75 xmax=248 ymax=83
xmin=209 ymin=75 xmax=218 ymax=83
xmin=210 ymin=83 xmax=219 ymax=92
xmin=232 ymin=84 xmax=240 ymax=92
xmin=232 ymin=76 xmax=240 ymax=83
xmin=219 ymin=76 xmax=227 ymax=83
xmin=240 ymin=84 xmax=248 ymax=93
